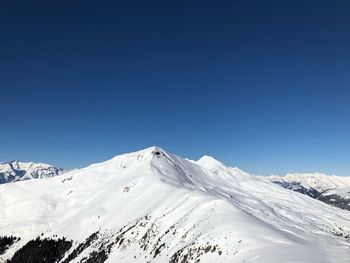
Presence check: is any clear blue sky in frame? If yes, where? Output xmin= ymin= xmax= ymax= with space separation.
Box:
xmin=1 ymin=1 xmax=349 ymax=175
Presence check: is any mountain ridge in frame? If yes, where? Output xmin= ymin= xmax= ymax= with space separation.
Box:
xmin=1 ymin=146 xmax=350 ymax=262
xmin=0 ymin=160 xmax=66 ymax=184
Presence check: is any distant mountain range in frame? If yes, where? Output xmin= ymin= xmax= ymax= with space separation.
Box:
xmin=0 ymin=147 xmax=349 ymax=262
xmin=265 ymin=173 xmax=350 ymax=211
xmin=0 ymin=160 xmax=66 ymax=184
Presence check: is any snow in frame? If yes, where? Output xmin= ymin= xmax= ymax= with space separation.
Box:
xmin=0 ymin=146 xmax=350 ymax=262
xmin=0 ymin=160 xmax=66 ymax=184
xmin=266 ymin=172 xmax=350 ymax=192
xmin=265 ymin=172 xmax=350 ymax=206
xmin=323 ymin=188 xmax=350 ymax=200
xmin=196 ymin=155 xmax=250 ymax=180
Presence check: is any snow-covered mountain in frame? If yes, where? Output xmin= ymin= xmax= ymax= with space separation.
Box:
xmin=266 ymin=173 xmax=350 ymax=211
xmin=0 ymin=160 xmax=66 ymax=184
xmin=1 ymin=147 xmax=350 ymax=262
xmin=268 ymin=173 xmax=350 ymax=192
xmin=318 ymin=188 xmax=350 ymax=210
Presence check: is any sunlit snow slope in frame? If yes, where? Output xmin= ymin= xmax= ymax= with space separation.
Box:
xmin=0 ymin=147 xmax=350 ymax=263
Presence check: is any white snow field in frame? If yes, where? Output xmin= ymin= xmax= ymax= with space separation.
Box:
xmin=0 ymin=147 xmax=350 ymax=262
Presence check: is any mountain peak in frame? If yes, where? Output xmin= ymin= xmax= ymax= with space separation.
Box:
xmin=1 ymin=148 xmax=350 ymax=262
xmin=196 ymin=155 xmax=224 ymax=168
xmin=149 ymin=146 xmax=166 ymax=156
xmin=130 ymin=146 xmax=166 ymax=157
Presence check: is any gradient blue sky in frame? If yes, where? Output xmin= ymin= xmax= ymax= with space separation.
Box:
xmin=1 ymin=1 xmax=350 ymax=175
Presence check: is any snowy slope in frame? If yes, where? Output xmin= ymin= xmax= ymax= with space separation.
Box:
xmin=0 ymin=147 xmax=350 ymax=263
xmin=0 ymin=160 xmax=66 ymax=184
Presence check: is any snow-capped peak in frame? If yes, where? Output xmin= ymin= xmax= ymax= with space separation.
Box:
xmin=0 ymin=160 xmax=66 ymax=184
xmin=196 ymin=155 xmax=250 ymax=181
xmin=85 ymin=146 xmax=168 ymax=172
xmin=197 ymin=155 xmax=224 ymax=169
xmin=1 ymin=147 xmax=350 ymax=262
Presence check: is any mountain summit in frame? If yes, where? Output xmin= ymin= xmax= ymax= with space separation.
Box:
xmin=0 ymin=147 xmax=349 ymax=262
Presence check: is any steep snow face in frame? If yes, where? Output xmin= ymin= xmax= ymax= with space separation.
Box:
xmin=0 ymin=160 xmax=66 ymax=184
xmin=0 ymin=147 xmax=350 ymax=263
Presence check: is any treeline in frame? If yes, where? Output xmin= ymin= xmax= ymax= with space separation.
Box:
xmin=0 ymin=236 xmax=20 ymax=255
xmin=7 ymin=237 xmax=72 ymax=263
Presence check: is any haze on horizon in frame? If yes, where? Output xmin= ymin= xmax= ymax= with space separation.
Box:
xmin=1 ymin=0 xmax=349 ymax=176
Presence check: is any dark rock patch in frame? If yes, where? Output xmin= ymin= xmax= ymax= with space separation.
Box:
xmin=170 ymin=243 xmax=220 ymax=263
xmin=83 ymin=250 xmax=108 ymax=263
xmin=8 ymin=237 xmax=72 ymax=263
xmin=273 ymin=181 xmax=321 ymax=199
xmin=63 ymin=232 xmax=99 ymax=263
xmin=153 ymin=243 xmax=165 ymax=258
xmin=0 ymin=236 xmax=20 ymax=255
xmin=318 ymin=194 xmax=350 ymax=211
